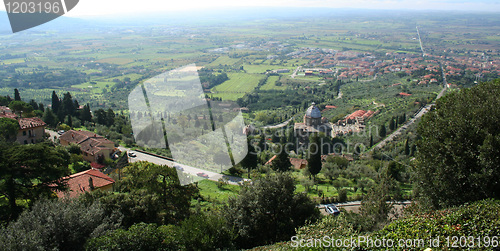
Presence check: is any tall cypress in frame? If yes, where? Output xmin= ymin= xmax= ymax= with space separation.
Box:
xmin=307 ymin=134 xmax=323 ymax=181
xmin=62 ymin=92 xmax=74 ymax=116
xmin=404 ymin=138 xmax=410 ymax=155
xmin=14 ymin=89 xmax=21 ymax=101
xmin=51 ymin=91 xmax=60 ymax=114
xmin=379 ymin=124 xmax=387 ymax=138
xmin=80 ymin=104 xmax=92 ymax=122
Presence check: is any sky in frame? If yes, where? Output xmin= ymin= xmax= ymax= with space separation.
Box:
xmin=1 ymin=0 xmax=499 ymax=17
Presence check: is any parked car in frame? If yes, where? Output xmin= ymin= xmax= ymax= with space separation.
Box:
xmin=128 ymin=152 xmax=137 ymax=157
xmin=57 ymin=130 xmax=65 ymax=135
xmin=196 ymin=172 xmax=209 ymax=178
xmin=324 ymin=204 xmax=340 ymax=215
xmin=174 ymin=164 xmax=184 ymax=171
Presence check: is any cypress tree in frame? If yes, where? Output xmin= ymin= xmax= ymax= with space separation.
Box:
xmin=66 ymin=115 xmax=73 ymax=128
xmin=241 ymin=139 xmax=258 ymax=178
xmin=404 ymin=138 xmax=410 ymax=155
xmin=80 ymin=104 xmax=92 ymax=122
xmin=272 ymin=140 xmax=290 ymax=172
xmin=51 ymin=91 xmax=60 ymax=114
xmin=14 ymin=88 xmax=21 ymax=101
xmin=61 ymin=92 xmax=74 ymax=116
xmin=307 ymin=134 xmax=323 ymax=181
xmin=389 ymin=118 xmax=395 ymax=131
xmin=379 ymin=124 xmax=387 ymax=138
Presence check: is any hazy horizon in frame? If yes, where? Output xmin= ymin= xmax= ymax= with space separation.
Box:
xmin=0 ymin=0 xmax=499 ymax=18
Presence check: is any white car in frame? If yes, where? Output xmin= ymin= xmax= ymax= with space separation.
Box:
xmin=324 ymin=204 xmax=340 ymax=215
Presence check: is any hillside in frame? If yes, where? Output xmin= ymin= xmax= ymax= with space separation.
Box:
xmin=253 ymin=199 xmax=500 ymax=250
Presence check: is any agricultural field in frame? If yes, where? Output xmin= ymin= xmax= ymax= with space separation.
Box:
xmin=210 ymin=72 xmax=265 ymax=100
xmin=206 ymin=56 xmax=242 ymax=67
xmin=260 ymin=75 xmax=286 ymax=91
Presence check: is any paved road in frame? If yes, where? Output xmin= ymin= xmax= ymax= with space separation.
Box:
xmin=319 ymin=201 xmax=411 ymax=215
xmin=46 ymin=129 xmax=60 ymax=142
xmin=416 ymin=26 xmax=426 ymax=57
xmin=373 ymin=63 xmax=448 ymax=150
xmin=358 ymin=73 xmax=378 ymax=83
xmin=48 ymin=128 xmax=244 ymax=185
xmin=374 ymin=103 xmax=433 ymax=149
xmin=118 ymin=146 xmax=245 ymax=185
xmin=291 ymin=66 xmax=301 ymax=78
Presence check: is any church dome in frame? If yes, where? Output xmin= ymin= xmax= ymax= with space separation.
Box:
xmin=305 ymin=102 xmax=321 ymax=118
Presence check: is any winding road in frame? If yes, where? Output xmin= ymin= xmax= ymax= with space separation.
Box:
xmin=47 ymin=129 xmax=244 ymax=185
xmin=373 ymin=68 xmax=448 ymax=150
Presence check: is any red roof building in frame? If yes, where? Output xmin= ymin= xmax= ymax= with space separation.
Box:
xmin=0 ymin=108 xmax=46 ymax=144
xmin=343 ymin=110 xmax=375 ymax=122
xmin=56 ymin=169 xmax=115 ymax=199
xmin=59 ymin=130 xmax=115 ymax=162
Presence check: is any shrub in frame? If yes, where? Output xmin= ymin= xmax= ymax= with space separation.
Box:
xmin=224 ymin=173 xmax=319 ymax=248
xmin=338 ymin=188 xmax=348 ymax=202
xmin=0 ymin=199 xmax=122 ymax=251
xmin=86 ymin=223 xmax=178 ymax=251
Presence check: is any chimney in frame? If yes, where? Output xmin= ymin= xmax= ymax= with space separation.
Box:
xmin=88 ymin=177 xmax=94 ymax=191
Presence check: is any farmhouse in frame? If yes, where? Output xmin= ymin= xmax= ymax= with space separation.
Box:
xmin=269 ymin=69 xmax=290 ymax=74
xmin=332 ymin=110 xmax=376 ymax=136
xmin=55 ymin=169 xmax=115 ymax=199
xmin=59 ymin=130 xmax=115 ymax=162
xmin=397 ymin=92 xmax=412 ymax=97
xmin=0 ymin=106 xmax=46 ymax=144
xmin=264 ymin=155 xmax=308 ymax=170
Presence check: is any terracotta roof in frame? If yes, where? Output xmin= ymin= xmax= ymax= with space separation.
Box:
xmin=18 ymin=117 xmax=46 ymax=130
xmin=60 ymin=130 xmax=115 ymax=158
xmin=60 ymin=130 xmax=107 ymax=144
xmin=266 ymin=156 xmax=308 ymax=170
xmin=90 ymin=162 xmax=106 ymax=170
xmin=398 ymin=92 xmax=412 ymax=97
xmin=290 ymin=158 xmax=308 ymax=169
xmin=56 ymin=169 xmax=115 ymax=199
xmin=0 ymin=115 xmax=46 ymax=129
xmin=0 ymin=106 xmax=12 ymax=113
xmin=265 ymin=155 xmax=277 ymax=165
xmin=344 ymin=110 xmax=374 ymax=121
xmin=79 ymin=138 xmax=114 ymax=156
xmin=0 ymin=107 xmax=18 ymax=120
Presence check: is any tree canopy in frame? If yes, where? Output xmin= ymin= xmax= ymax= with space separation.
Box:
xmin=307 ymin=134 xmax=323 ymax=179
xmin=0 ymin=118 xmax=19 ymax=142
xmin=416 ymin=79 xmax=500 ymax=209
xmin=0 ymin=142 xmax=70 ymax=221
xmin=224 ymin=172 xmax=319 ymax=248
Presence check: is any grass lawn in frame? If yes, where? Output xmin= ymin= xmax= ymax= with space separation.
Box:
xmin=242 ymin=64 xmax=294 ymax=74
xmin=71 ymin=81 xmax=115 ymax=93
xmin=206 ymin=56 xmax=242 ymax=67
xmin=260 ymin=75 xmax=287 ymax=91
xmin=210 ymin=72 xmax=265 ymax=100
xmin=197 ymin=179 xmax=240 ymax=202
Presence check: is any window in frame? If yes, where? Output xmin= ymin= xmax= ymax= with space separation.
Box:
xmin=23 ymin=131 xmax=26 ymax=136
xmin=24 ymin=140 xmax=28 ymax=144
